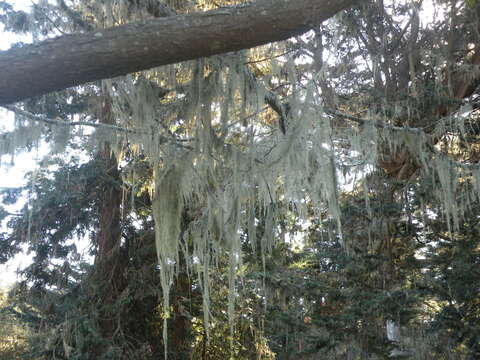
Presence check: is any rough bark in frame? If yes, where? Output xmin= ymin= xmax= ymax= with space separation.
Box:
xmin=0 ymin=0 xmax=363 ymax=105
xmin=93 ymin=93 xmax=125 ymax=341
xmin=168 ymin=256 xmax=193 ymax=360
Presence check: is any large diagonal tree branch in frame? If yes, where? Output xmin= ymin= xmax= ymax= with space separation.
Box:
xmin=0 ymin=0 xmax=362 ymax=105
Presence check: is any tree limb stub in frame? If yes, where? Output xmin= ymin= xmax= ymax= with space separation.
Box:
xmin=0 ymin=0 xmax=362 ymax=105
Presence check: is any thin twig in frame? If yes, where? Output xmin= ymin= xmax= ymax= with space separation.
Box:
xmin=56 ymin=0 xmax=93 ymax=31
xmin=324 ymin=108 xmax=424 ymax=133
xmin=2 ymin=105 xmax=196 ymax=151
xmin=243 ymin=49 xmax=296 ymax=65
xmin=326 ymin=108 xmax=480 ymax=170
xmin=31 ymin=1 xmax=67 ymax=35
xmin=3 ymin=105 xmax=134 ymax=133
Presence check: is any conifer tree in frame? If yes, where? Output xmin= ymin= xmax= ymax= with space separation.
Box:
xmin=1 ymin=1 xmax=480 ymax=359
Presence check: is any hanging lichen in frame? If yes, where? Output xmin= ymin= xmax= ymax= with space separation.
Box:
xmin=5 ymin=1 xmax=480 ymax=358
xmin=152 ymin=160 xmax=187 ymax=359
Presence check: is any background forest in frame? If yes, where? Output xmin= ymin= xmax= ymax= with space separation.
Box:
xmin=0 ymin=0 xmax=479 ymax=359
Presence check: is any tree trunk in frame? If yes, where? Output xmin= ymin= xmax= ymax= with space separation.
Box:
xmin=165 ymin=208 xmax=199 ymax=359
xmin=93 ymin=93 xmax=125 ymax=340
xmin=168 ymin=257 xmax=193 ymax=360
xmin=0 ymin=0 xmax=363 ymax=105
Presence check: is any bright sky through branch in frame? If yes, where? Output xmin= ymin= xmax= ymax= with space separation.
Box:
xmin=0 ymin=0 xmax=34 ymax=50
xmin=0 ymin=1 xmax=37 ymax=289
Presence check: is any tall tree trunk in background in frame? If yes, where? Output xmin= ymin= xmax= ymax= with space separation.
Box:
xmin=90 ymin=98 xmax=197 ymax=356
xmin=168 ymin=255 xmax=193 ymax=360
xmin=167 ymin=209 xmax=196 ymax=360
xmin=94 ymin=91 xmax=125 ymax=340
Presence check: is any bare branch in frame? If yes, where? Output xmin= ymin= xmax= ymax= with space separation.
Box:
xmin=0 ymin=0 xmax=363 ymax=105
xmin=2 ymin=105 xmax=133 ymax=133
